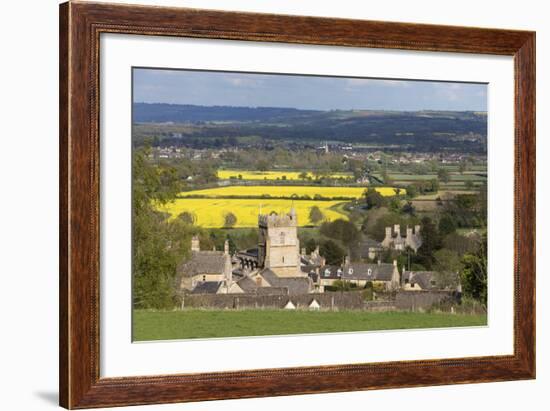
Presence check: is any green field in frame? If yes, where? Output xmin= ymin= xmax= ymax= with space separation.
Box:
xmin=133 ymin=309 xmax=487 ymax=341
xmin=374 ymin=173 xmax=487 ymax=182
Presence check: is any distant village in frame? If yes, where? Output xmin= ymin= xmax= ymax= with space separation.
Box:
xmin=151 ymin=142 xmax=485 ymax=166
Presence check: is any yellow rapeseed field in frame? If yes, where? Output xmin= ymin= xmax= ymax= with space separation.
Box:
xmin=179 ymin=185 xmax=396 ymax=199
xmin=158 ymin=198 xmax=347 ymax=228
xmin=217 ymin=170 xmax=352 ymax=180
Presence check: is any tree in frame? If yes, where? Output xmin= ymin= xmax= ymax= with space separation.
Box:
xmin=393 ymin=188 xmax=402 ymax=196
xmin=415 ymin=217 xmax=441 ymax=269
xmin=461 ymin=235 xmax=488 ymax=304
xmin=437 ymin=168 xmax=451 ymax=183
xmin=388 ymin=197 xmax=401 ymax=212
xmin=429 ymin=178 xmax=440 ymax=192
xmin=406 ymin=185 xmax=418 ymax=198
xmin=365 ymin=188 xmax=386 ymax=209
xmin=401 ymin=201 xmax=415 ymax=215
xmin=298 ymin=171 xmax=309 ymax=180
xmin=332 ymin=279 xmax=355 ymax=291
xmin=320 ymin=240 xmax=346 ymax=265
xmin=255 ymin=159 xmax=270 ymax=171
xmin=223 ymin=212 xmax=237 ymax=228
xmin=304 ymin=238 xmax=317 ymax=254
xmin=438 ymin=214 xmax=457 ymax=235
xmin=443 ymin=232 xmax=480 ymax=255
xmin=308 ymin=206 xmax=325 ymax=225
xmin=132 ymin=147 xmax=189 ymax=309
xmin=433 ymin=249 xmax=461 ymax=289
xmin=319 ymin=219 xmax=360 ymax=248
xmin=458 ymin=161 xmax=468 ymax=174
xmin=177 ymin=211 xmax=196 ymax=225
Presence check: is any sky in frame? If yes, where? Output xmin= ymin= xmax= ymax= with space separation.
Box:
xmin=133 ymin=68 xmax=487 ymax=112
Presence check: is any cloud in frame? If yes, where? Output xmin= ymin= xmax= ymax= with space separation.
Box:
xmin=346 ymin=78 xmax=410 ymax=88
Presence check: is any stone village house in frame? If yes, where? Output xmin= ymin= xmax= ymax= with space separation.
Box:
xmin=318 ymin=257 xmax=401 ymax=292
xmin=381 ymin=224 xmax=422 ymax=252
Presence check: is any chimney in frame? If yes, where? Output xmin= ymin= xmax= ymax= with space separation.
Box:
xmin=313 ymin=246 xmax=320 ymax=258
xmin=344 ymin=255 xmax=350 ymax=266
xmin=301 ymin=247 xmax=306 ymax=256
xmin=385 ymin=226 xmax=392 ymax=239
xmin=224 ymin=240 xmax=229 ymax=255
xmin=414 ymin=224 xmax=421 ymax=234
xmin=394 ymin=224 xmax=401 ymax=237
xmin=377 ymin=259 xmax=381 ymax=265
xmin=191 ymin=235 xmax=200 ymax=252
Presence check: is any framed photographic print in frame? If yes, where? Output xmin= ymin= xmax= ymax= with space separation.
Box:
xmin=59 ymin=1 xmax=535 ymax=408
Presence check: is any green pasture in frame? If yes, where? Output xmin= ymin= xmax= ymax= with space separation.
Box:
xmin=133 ymin=309 xmax=487 ymax=341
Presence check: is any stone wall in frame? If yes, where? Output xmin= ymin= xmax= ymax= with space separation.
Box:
xmin=395 ymin=290 xmax=460 ymax=311
xmin=183 ymin=291 xmax=367 ymax=310
xmin=182 ymin=290 xmax=458 ymax=312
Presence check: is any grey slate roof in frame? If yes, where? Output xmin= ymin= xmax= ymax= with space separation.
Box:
xmin=319 ymin=265 xmax=344 ymax=279
xmin=342 ymin=263 xmax=396 ymax=282
xmin=236 ymin=248 xmax=259 ymax=258
xmin=236 ymin=276 xmax=259 ymax=293
xmin=402 ymin=271 xmax=436 ymax=289
xmin=402 ymin=271 xmax=457 ymax=289
xmin=300 ymin=263 xmax=317 ymax=274
xmin=177 ymin=251 xmax=227 ymax=277
xmin=304 ymin=254 xmax=324 ymax=267
xmin=259 ymin=269 xmax=312 ymax=295
xmin=191 ymin=281 xmax=222 ymax=294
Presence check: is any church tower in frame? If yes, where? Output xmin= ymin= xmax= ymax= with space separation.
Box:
xmin=258 ymin=207 xmax=304 ymax=277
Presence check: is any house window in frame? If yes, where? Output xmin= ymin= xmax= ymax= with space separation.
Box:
xmin=404 ymin=279 xmax=409 ymax=284
xmin=282 ymin=256 xmax=285 ymax=263
xmin=279 ymin=232 xmax=285 ymax=244
xmin=348 ymin=268 xmax=354 ymax=275
xmin=367 ymin=268 xmax=372 ymax=276
xmin=430 ymin=280 xmax=436 ymax=286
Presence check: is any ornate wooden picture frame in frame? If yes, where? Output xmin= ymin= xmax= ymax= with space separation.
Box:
xmin=59 ymin=1 xmax=535 ymax=408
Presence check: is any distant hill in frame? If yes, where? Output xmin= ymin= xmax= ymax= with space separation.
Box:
xmin=132 ymin=103 xmax=487 ymax=153
xmin=133 ymin=103 xmax=321 ymax=123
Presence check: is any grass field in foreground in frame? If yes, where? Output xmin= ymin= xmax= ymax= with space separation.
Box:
xmin=133 ymin=309 xmax=487 ymax=341
xmin=158 ymin=198 xmax=347 ymax=227
xmin=179 ymin=185 xmax=396 ymax=199
xmin=217 ymin=170 xmax=352 ymax=180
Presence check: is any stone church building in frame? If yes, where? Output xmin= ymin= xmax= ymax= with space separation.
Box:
xmin=257 ymin=208 xmax=303 ymax=277
xmin=176 ymin=208 xmax=319 ymax=296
